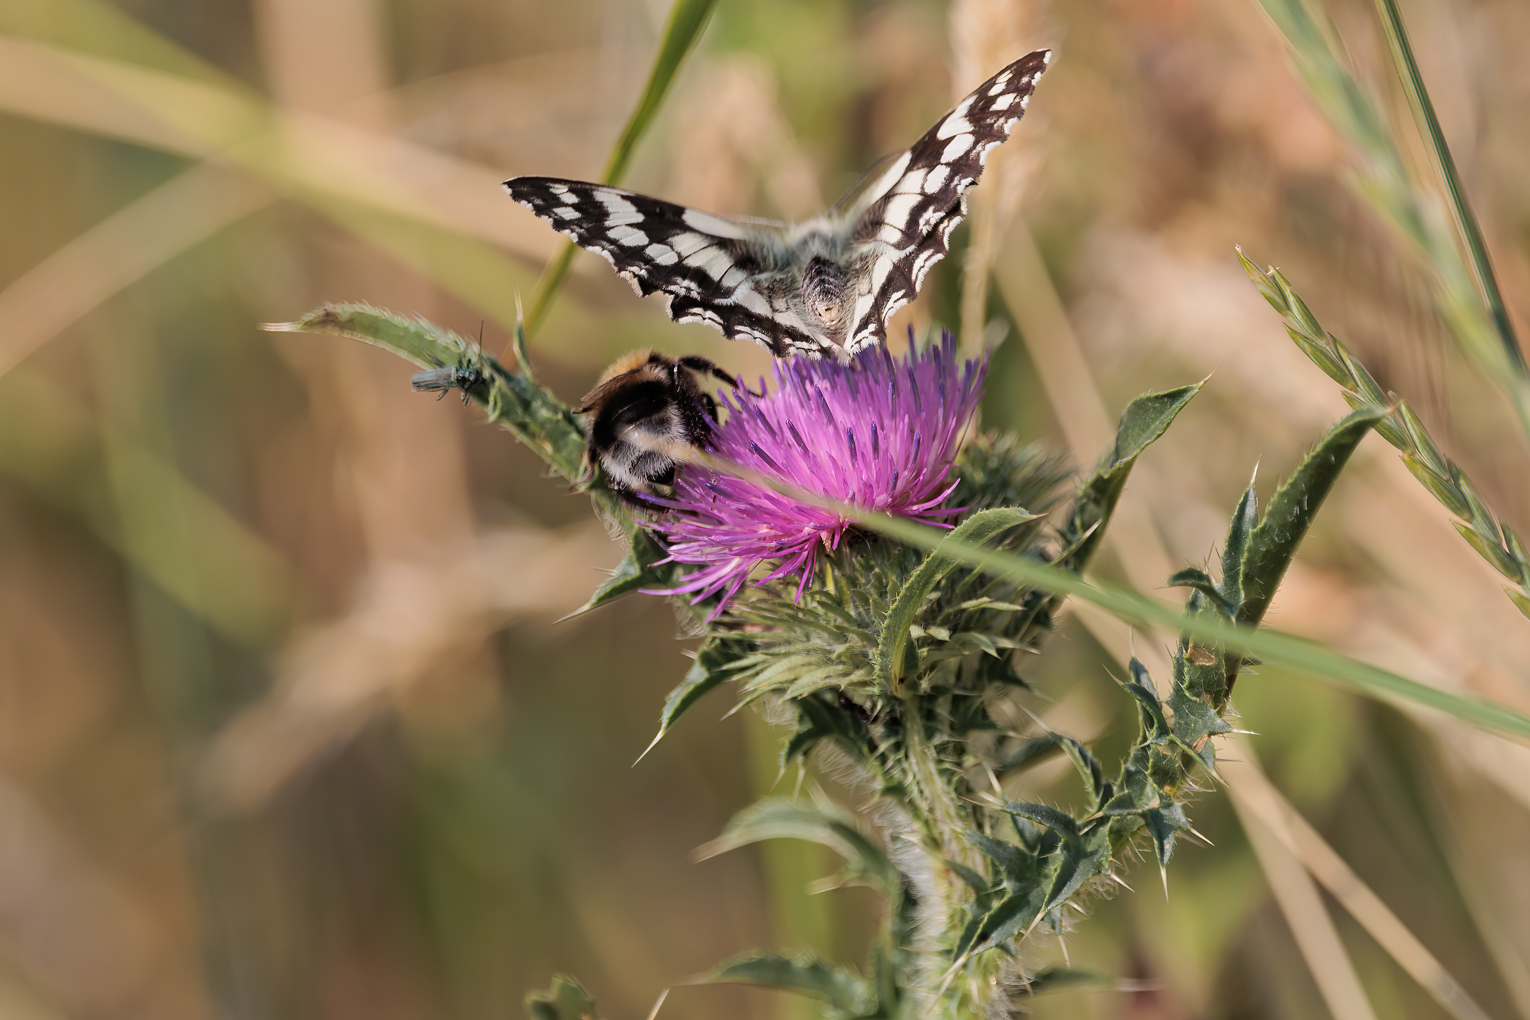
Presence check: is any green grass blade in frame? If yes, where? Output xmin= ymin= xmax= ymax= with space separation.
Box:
xmin=854 ymin=511 xmax=1530 ymax=743
xmin=597 ymin=0 xmax=719 ymax=187
xmin=0 ymin=0 xmax=243 ymax=86
xmin=523 ymin=0 xmax=719 ymax=334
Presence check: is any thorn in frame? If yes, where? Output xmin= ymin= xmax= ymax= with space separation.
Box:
xmin=633 ymin=730 xmax=665 ymax=767
xmin=644 ymin=988 xmax=670 ymax=1020
xmin=1160 ymin=865 xmax=1170 ymax=901
xmin=1110 ymin=872 xmax=1134 ymax=893
xmin=553 ymin=603 xmax=595 ymax=625
xmin=935 ymin=953 xmax=970 ymax=998
xmin=983 ymin=760 xmax=1005 ymax=800
xmin=1186 ymin=825 xmax=1214 ymax=847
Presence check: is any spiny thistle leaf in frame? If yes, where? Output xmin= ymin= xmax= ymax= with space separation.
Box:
xmin=1218 ymin=481 xmax=1259 ymax=610
xmin=966 ymin=831 xmax=1037 ymax=886
xmin=1057 ymin=736 xmax=1109 ymax=807
xmin=269 ymin=301 xmax=467 ymax=368
xmin=1165 ymin=567 xmax=1234 ymax=615
xmin=567 ymin=528 xmax=675 ymax=620
xmin=638 ymin=636 xmax=751 ymax=760
xmin=699 ymin=797 xmax=903 ymax=899
xmin=779 ymin=693 xmax=870 ymax=768
xmin=1142 ymin=803 xmax=1191 ymax=867
xmin=267 ymin=303 xmax=586 ymax=484
xmin=525 ymin=974 xmax=601 ymax=1020
xmin=996 ymin=733 xmax=1064 ymax=774
xmin=698 ymin=951 xmax=874 ymax=1014
xmin=967 ymin=896 xmax=1044 ymax=956
xmin=1016 ymin=966 xmax=1133 ymax=996
xmin=1055 ymin=382 xmax=1202 ymax=574
xmin=1239 ymin=407 xmax=1385 ymax=628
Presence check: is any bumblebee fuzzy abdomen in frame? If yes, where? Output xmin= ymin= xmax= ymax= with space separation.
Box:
xmin=585 ymin=378 xmax=707 ymax=493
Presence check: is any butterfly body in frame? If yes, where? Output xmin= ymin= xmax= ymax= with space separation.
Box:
xmin=506 ymin=49 xmax=1050 ymax=359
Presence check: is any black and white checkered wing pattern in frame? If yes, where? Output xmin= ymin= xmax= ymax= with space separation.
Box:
xmin=503 ymin=178 xmax=826 ymax=356
xmin=843 ymin=49 xmax=1051 ymax=353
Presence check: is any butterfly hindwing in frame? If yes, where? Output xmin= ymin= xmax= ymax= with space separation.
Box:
xmin=843 ymin=49 xmax=1052 ymax=352
xmin=503 ymin=178 xmax=829 ymax=356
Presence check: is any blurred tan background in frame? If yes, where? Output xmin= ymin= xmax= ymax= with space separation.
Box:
xmin=1 ymin=0 xmax=1529 ymax=1017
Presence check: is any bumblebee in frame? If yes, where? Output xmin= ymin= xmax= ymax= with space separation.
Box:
xmin=575 ymin=350 xmax=745 ymax=505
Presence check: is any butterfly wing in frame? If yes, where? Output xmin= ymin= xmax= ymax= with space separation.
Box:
xmin=503 ymin=178 xmax=830 ymax=356
xmin=842 ymin=49 xmax=1051 ymax=352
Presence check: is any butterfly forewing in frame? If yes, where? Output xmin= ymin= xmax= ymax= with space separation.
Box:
xmin=503 ymin=178 xmax=828 ymax=356
xmin=504 ymin=49 xmax=1051 ymax=358
xmin=843 ymin=49 xmax=1051 ymax=352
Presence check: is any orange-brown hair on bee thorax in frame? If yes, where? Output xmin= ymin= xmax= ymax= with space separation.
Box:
xmin=596 ymin=348 xmax=661 ymax=385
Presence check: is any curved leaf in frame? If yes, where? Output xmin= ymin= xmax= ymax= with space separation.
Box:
xmin=636 ymin=636 xmax=748 ymax=761
xmin=875 ymin=507 xmax=1035 ymax=694
xmin=1055 ymin=382 xmax=1202 ymax=574
xmin=697 ymin=796 xmax=902 ymax=899
xmin=1238 ymin=407 xmax=1384 ymax=627
xmin=698 ymin=951 xmax=872 ymax=1014
xmin=525 ymin=975 xmax=601 ymax=1020
xmin=270 ymin=304 xmax=587 ymax=483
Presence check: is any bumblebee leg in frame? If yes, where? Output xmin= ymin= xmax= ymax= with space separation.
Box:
xmin=677 ymin=355 xmax=763 ymax=398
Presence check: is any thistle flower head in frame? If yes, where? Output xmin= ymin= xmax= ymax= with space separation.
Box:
xmin=653 ymin=333 xmax=987 ymax=610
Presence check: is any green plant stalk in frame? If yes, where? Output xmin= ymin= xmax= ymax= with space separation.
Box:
xmin=522 ymin=0 xmax=719 ymax=335
xmin=1254 ymin=0 xmax=1530 ymax=441
xmin=1371 ymin=0 xmax=1526 ymax=383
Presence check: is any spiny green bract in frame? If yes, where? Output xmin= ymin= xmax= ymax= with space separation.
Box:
xmin=725 ymin=435 xmax=1068 ymax=709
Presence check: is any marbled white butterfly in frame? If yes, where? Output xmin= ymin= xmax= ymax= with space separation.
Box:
xmin=505 ymin=49 xmax=1050 ymax=359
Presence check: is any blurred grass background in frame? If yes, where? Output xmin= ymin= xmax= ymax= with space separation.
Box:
xmin=1 ymin=0 xmax=1529 ymax=1018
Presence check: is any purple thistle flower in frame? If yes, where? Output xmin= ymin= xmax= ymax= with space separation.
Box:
xmin=651 ymin=333 xmax=988 ymax=612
